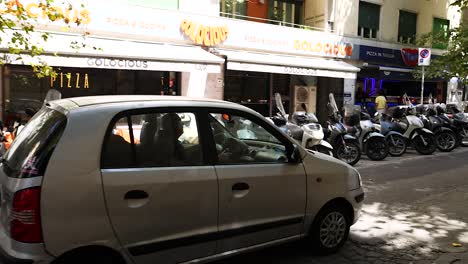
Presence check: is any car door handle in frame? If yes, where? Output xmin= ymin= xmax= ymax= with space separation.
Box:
xmin=232 ymin=182 xmax=249 ymax=191
xmin=124 ymin=190 xmax=149 ymax=200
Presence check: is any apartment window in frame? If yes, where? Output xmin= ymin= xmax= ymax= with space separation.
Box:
xmin=220 ymin=0 xmax=247 ymax=19
xmin=398 ymin=10 xmax=417 ymax=44
xmin=358 ymin=1 xmax=380 ymax=39
xmin=433 ymin=18 xmax=450 ymax=49
xmin=267 ymin=0 xmax=303 ymax=26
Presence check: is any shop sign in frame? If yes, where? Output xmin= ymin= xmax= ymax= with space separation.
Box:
xmin=401 ymin=48 xmax=418 ymax=67
xmin=293 ymin=40 xmax=353 ymax=57
xmin=87 ymin=58 xmax=148 ymax=69
xmin=284 ymin=67 xmax=319 ymax=76
xmin=50 ymin=72 xmax=90 ymax=89
xmin=0 ymin=0 xmax=90 ymax=25
xmin=180 ymin=20 xmax=228 ymax=46
xmin=12 ymin=1 xmax=354 ymax=60
xmin=360 ymin=45 xmax=412 ymax=66
xmin=359 ymin=45 xmax=397 ymax=63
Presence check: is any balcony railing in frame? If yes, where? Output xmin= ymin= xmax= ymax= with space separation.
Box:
xmin=219 ymin=12 xmax=330 ymax=32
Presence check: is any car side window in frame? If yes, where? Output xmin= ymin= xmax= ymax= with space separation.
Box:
xmin=102 ymin=111 xmax=203 ymax=169
xmin=209 ymin=113 xmax=288 ymax=165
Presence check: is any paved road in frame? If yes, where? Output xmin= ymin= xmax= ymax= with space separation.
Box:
xmin=215 ymin=147 xmax=468 ymax=264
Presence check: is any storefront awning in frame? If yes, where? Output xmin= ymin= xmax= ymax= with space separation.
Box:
xmin=217 ymin=49 xmax=360 ymax=79
xmin=1 ymin=33 xmax=224 ymax=73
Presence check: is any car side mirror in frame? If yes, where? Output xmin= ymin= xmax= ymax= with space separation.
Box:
xmin=289 ymin=144 xmax=302 ymax=163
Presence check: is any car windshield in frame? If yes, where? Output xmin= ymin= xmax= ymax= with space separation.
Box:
xmin=2 ymin=107 xmax=67 ymax=178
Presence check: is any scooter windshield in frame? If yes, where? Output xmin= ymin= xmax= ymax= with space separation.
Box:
xmin=343 ymin=105 xmax=361 ymax=127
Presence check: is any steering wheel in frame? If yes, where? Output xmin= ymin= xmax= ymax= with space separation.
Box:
xmin=214 ymin=132 xmax=254 ymax=158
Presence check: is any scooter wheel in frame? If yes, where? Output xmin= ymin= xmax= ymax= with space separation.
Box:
xmin=334 ymin=140 xmax=361 ymax=166
xmin=435 ymin=131 xmax=457 ymax=152
xmin=413 ymin=134 xmax=437 ymax=155
xmin=366 ymin=137 xmax=389 ymax=161
xmin=386 ymin=135 xmax=407 ymax=157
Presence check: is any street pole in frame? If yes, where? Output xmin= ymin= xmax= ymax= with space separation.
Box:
xmin=421 ymin=66 xmax=425 ymax=105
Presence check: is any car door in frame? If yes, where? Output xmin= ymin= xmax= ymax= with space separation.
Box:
xmin=100 ymin=109 xmax=218 ymax=264
xmin=206 ymin=110 xmax=307 ymax=253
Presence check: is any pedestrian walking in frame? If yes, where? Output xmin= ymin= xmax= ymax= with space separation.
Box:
xmin=375 ymin=90 xmax=387 ymax=114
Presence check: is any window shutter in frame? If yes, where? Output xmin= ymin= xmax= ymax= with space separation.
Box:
xmin=358 ymin=1 xmax=380 ymax=30
xmin=398 ymin=11 xmax=417 ymax=40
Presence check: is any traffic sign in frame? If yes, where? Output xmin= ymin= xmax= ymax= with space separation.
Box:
xmin=418 ymin=48 xmax=431 ymax=66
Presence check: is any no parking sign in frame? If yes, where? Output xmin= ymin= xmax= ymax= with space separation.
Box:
xmin=418 ymin=48 xmax=431 ymax=66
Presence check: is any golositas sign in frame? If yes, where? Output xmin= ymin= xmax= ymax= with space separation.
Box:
xmin=180 ymin=20 xmax=229 ymax=47
xmin=401 ymin=48 xmax=418 ymax=67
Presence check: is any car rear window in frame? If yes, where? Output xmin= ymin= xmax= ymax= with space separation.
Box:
xmin=2 ymin=107 xmax=67 ymax=178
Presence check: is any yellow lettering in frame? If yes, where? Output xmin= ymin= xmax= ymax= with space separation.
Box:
xmin=213 ymin=28 xmax=221 ymax=45
xmin=80 ymin=10 xmax=91 ymax=24
xmin=67 ymin=73 xmax=72 ymax=88
xmin=50 ymin=75 xmax=56 ymax=87
xmin=75 ymin=73 xmax=80 ymax=88
xmin=314 ymin=43 xmax=322 ymax=53
xmin=60 ymin=72 xmax=64 ymax=88
xmin=196 ymin=25 xmax=205 ymax=45
xmin=189 ymin=22 xmax=198 ymax=43
xmin=25 ymin=3 xmax=39 ymax=18
xmin=51 ymin=6 xmax=64 ymax=21
xmin=84 ymin=74 xmax=89 ymax=89
xmin=210 ymin=27 xmax=216 ymax=46
xmin=180 ymin=19 xmax=188 ymax=32
xmin=203 ymin=26 xmax=211 ymax=46
xmin=294 ymin=40 xmax=300 ymax=50
xmin=223 ymin=26 xmax=229 ymax=41
xmin=219 ymin=27 xmax=226 ymax=42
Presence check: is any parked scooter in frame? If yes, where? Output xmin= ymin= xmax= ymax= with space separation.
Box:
xmin=373 ymin=112 xmax=407 ymax=157
xmin=325 ymin=93 xmax=361 ymax=165
xmin=445 ymin=103 xmax=468 ymax=147
xmin=418 ymin=104 xmax=457 ymax=152
xmin=344 ymin=105 xmax=389 ymax=161
xmin=271 ymin=93 xmax=334 ymax=156
xmin=388 ymin=105 xmax=437 ymax=155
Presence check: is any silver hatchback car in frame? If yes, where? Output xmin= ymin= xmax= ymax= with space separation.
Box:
xmin=0 ymin=96 xmax=364 ymax=264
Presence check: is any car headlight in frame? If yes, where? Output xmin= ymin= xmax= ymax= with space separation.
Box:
xmin=348 ymin=168 xmax=362 ymax=190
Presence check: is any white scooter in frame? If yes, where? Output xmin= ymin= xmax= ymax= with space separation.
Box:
xmin=272 ymin=93 xmax=333 ymax=156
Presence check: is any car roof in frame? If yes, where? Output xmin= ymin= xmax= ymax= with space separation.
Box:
xmin=49 ymin=95 xmax=242 ymax=112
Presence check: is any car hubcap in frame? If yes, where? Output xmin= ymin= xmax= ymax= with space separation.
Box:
xmin=319 ymin=212 xmax=347 ymax=248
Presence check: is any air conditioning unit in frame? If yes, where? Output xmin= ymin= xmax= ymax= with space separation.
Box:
xmin=293 ymin=85 xmax=317 ymax=113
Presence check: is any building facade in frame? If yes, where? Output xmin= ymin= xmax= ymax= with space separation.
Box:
xmin=319 ymin=0 xmax=462 ymax=107
xmin=0 ymin=0 xmax=463 ymax=126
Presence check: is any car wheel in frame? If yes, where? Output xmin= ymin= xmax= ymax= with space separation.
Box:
xmin=53 ymin=251 xmax=125 ymax=264
xmin=308 ymin=205 xmax=351 ymax=255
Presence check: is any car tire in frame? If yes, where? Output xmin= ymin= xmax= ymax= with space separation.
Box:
xmin=53 ymin=250 xmax=125 ymax=264
xmin=308 ymin=205 xmax=351 ymax=255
